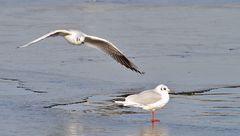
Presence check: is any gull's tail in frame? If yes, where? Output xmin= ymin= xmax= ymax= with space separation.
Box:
xmin=115 ymin=101 xmax=126 ymax=105
xmin=115 ymin=101 xmax=139 ymax=107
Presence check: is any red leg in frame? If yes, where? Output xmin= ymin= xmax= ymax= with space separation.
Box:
xmin=151 ymin=111 xmax=160 ymax=122
xmin=151 ymin=111 xmax=154 ymax=122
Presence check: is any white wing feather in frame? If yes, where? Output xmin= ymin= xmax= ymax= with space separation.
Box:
xmin=18 ymin=30 xmax=71 ymax=48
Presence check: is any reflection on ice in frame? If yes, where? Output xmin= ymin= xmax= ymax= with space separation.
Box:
xmin=132 ymin=126 xmax=169 ymax=136
xmin=65 ymin=122 xmax=83 ymax=136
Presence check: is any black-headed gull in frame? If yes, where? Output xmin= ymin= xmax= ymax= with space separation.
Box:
xmin=115 ymin=84 xmax=171 ymax=122
xmin=18 ymin=29 xmax=144 ymax=74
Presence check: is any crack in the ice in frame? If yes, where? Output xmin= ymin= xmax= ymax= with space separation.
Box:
xmin=170 ymin=85 xmax=240 ymax=95
xmin=0 ymin=77 xmax=47 ymax=94
xmin=43 ymin=97 xmax=88 ymax=108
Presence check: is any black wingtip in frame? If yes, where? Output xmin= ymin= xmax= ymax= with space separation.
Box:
xmin=134 ymin=69 xmax=145 ymax=75
xmin=128 ymin=63 xmax=145 ymax=75
xmin=140 ymin=71 xmax=145 ymax=74
xmin=109 ymin=53 xmax=145 ymax=75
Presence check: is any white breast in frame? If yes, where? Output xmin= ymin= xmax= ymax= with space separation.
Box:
xmin=64 ymin=34 xmax=76 ymax=45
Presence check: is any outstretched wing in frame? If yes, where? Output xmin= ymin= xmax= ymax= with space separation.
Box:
xmin=18 ymin=30 xmax=71 ymax=48
xmin=84 ymin=35 xmax=144 ymax=74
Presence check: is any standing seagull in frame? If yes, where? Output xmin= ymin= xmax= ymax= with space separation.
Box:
xmin=18 ymin=29 xmax=144 ymax=74
xmin=115 ymin=84 xmax=171 ymax=122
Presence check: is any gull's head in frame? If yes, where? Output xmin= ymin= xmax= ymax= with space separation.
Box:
xmin=67 ymin=30 xmax=85 ymax=45
xmin=76 ymin=36 xmax=85 ymax=45
xmin=74 ymin=31 xmax=85 ymax=45
xmin=155 ymin=84 xmax=170 ymax=93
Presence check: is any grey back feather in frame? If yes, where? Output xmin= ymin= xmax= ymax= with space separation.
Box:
xmin=126 ymin=90 xmax=162 ymax=105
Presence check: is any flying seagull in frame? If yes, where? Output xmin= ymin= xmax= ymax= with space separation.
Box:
xmin=18 ymin=29 xmax=144 ymax=74
xmin=115 ymin=84 xmax=171 ymax=122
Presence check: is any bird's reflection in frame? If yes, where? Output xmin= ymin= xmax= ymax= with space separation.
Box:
xmin=50 ymin=118 xmax=169 ymax=136
xmin=65 ymin=122 xmax=83 ymax=136
xmin=131 ymin=123 xmax=169 ymax=136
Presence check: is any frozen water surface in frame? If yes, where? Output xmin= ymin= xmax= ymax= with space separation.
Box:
xmin=0 ymin=0 xmax=240 ymax=136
